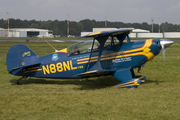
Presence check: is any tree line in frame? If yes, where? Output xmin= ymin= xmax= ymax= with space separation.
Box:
xmin=0 ymin=18 xmax=180 ymax=37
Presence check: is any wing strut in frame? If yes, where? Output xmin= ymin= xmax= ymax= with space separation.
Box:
xmin=127 ymin=34 xmax=130 ymax=43
xmin=86 ymin=38 xmax=95 ymax=71
xmin=88 ymin=35 xmax=109 ymax=71
xmin=110 ymin=36 xmax=114 ymax=46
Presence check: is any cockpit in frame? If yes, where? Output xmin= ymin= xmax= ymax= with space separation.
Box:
xmin=67 ymin=40 xmax=109 ymax=56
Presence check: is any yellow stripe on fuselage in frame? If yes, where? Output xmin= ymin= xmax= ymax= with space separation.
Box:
xmin=123 ymin=39 xmax=152 ymax=53
xmin=77 ymin=39 xmax=154 ymax=64
xmin=77 ymin=56 xmax=98 ymax=61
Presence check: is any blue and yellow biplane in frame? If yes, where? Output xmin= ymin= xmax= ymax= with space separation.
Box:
xmin=6 ymin=29 xmax=174 ymax=88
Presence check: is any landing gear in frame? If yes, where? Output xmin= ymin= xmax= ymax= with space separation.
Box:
xmin=134 ymin=85 xmax=138 ymax=88
xmin=17 ymin=76 xmax=27 ymax=85
xmin=17 ymin=80 xmax=20 ymax=85
xmin=137 ymin=66 xmax=141 ymax=73
xmin=17 ymin=77 xmax=22 ymax=85
xmin=86 ymin=78 xmax=89 ymax=81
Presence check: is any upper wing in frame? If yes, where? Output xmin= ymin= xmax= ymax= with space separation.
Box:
xmin=81 ymin=29 xmax=132 ymax=39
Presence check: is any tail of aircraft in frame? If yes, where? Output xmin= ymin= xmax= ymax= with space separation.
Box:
xmin=6 ymin=44 xmax=40 ymax=75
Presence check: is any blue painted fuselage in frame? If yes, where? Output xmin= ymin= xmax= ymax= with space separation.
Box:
xmin=9 ymin=39 xmax=161 ymax=79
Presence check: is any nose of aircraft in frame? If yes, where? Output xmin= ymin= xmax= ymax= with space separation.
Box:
xmin=160 ymin=39 xmax=174 ymax=61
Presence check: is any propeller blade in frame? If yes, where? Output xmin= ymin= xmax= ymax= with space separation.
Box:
xmin=160 ymin=39 xmax=174 ymax=62
xmin=162 ymin=45 xmax=165 ymax=62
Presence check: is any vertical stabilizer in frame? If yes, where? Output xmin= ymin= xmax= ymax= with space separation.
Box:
xmin=6 ymin=44 xmax=40 ymax=73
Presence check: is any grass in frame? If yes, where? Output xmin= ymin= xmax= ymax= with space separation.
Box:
xmin=0 ymin=41 xmax=180 ymax=120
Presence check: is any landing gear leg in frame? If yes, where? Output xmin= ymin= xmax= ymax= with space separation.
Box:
xmin=17 ymin=77 xmax=22 ymax=85
xmin=86 ymin=78 xmax=89 ymax=81
xmin=134 ymin=85 xmax=138 ymax=88
xmin=138 ymin=66 xmax=141 ymax=73
xmin=17 ymin=76 xmax=27 ymax=85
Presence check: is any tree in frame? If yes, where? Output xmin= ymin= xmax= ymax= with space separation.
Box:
xmin=0 ymin=18 xmax=179 ymax=36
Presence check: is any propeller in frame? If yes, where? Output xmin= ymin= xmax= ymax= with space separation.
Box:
xmin=160 ymin=39 xmax=174 ymax=61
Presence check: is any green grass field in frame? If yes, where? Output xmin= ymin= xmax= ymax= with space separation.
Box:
xmin=0 ymin=41 xmax=180 ymax=120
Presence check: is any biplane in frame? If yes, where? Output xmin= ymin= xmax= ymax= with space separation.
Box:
xmin=6 ymin=29 xmax=174 ymax=88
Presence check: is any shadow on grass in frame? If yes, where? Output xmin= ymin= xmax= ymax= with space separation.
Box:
xmin=10 ymin=76 xmax=120 ymax=90
xmin=10 ymin=76 xmax=163 ymax=90
xmin=144 ymin=79 xmax=163 ymax=85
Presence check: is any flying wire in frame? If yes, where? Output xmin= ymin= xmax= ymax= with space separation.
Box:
xmin=45 ymin=40 xmax=58 ymax=52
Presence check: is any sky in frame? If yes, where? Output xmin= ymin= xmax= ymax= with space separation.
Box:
xmin=1 ymin=0 xmax=180 ymax=24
